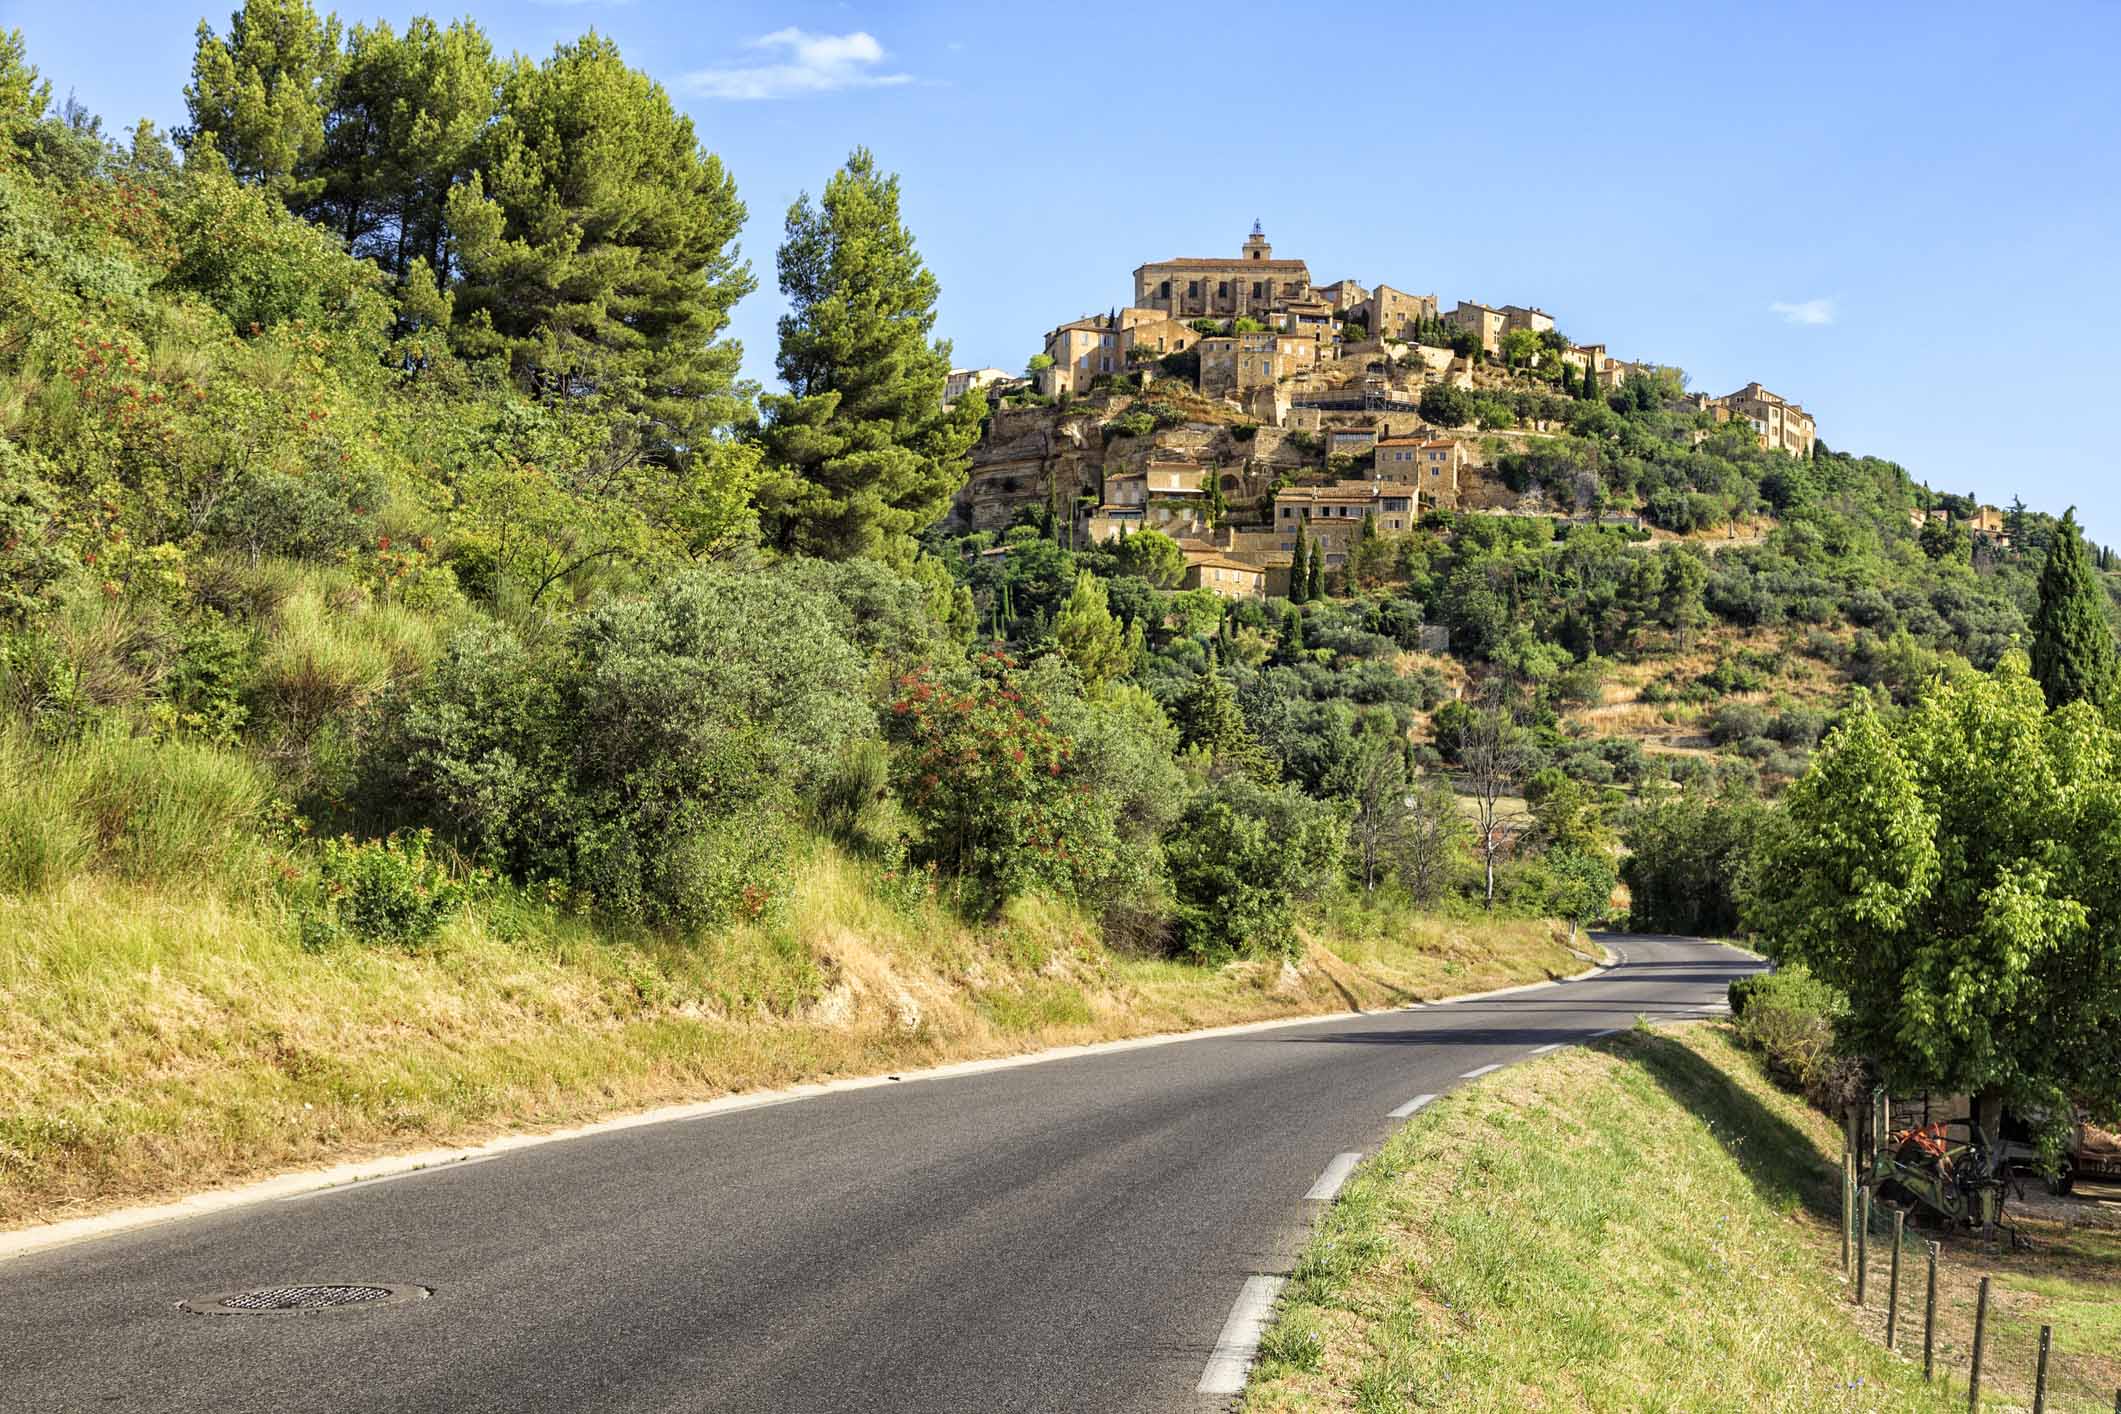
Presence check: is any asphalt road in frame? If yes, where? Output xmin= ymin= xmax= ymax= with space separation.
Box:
xmin=0 ymin=933 xmax=1758 ymax=1413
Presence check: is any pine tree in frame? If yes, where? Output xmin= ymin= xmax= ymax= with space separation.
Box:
xmin=1173 ymin=667 xmax=1279 ymax=782
xmin=2029 ymin=508 xmax=2118 ymax=710
xmin=1289 ymin=522 xmax=1310 ymax=603
xmin=757 ymin=148 xmax=980 ymax=564
xmin=444 ymin=34 xmax=755 ymax=456
xmin=180 ymin=0 xmax=343 ymax=200
xmin=1053 ymin=571 xmax=1130 ymax=690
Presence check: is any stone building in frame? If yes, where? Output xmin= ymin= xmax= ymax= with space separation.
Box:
xmin=1133 ymin=223 xmax=1313 ymax=320
xmin=1355 ymin=284 xmax=1440 ymax=340
xmin=1198 ymin=330 xmax=1321 ymax=397
xmin=1445 ymin=300 xmax=1507 ymax=355
xmin=1315 ymin=279 xmax=1368 ymax=313
xmin=1272 ymin=480 xmax=1419 ymax=566
xmin=1039 ymin=316 xmax=1124 ymax=397
xmin=1377 ymin=436 xmax=1465 ymax=504
xmin=1718 ymin=381 xmax=1817 ymax=458
xmin=944 ymin=367 xmax=1011 ymax=405
xmin=1182 ymin=550 xmax=1268 ymax=600
xmin=1500 ymin=305 xmax=1555 ymax=337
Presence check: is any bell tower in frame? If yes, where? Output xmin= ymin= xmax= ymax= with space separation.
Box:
xmin=1241 ymin=220 xmax=1272 ymax=262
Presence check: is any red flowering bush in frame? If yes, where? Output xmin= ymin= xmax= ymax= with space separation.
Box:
xmin=887 ymin=652 xmax=1129 ymax=910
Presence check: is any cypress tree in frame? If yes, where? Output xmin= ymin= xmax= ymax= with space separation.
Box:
xmin=2029 ymin=508 xmax=2118 ymax=709
xmin=1289 ymin=522 xmax=1310 ymax=604
xmin=1581 ymin=360 xmax=1598 ymax=401
xmin=1308 ymin=542 xmax=1326 ymax=601
xmin=757 ymin=147 xmax=981 ymax=563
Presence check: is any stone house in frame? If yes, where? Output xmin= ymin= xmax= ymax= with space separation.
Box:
xmin=1272 ymin=480 xmax=1419 ymax=566
xmin=1119 ymin=315 xmax=1202 ymax=366
xmin=1182 ymin=551 xmax=1268 ymax=600
xmin=1718 ymin=382 xmax=1817 ymax=458
xmin=1039 ymin=317 xmax=1124 ymax=397
xmin=1133 ymin=224 xmax=1313 ymax=320
xmin=1378 ymin=436 xmax=1464 ymax=504
xmin=1500 ymin=305 xmax=1555 ymax=337
xmin=1356 ymin=284 xmax=1441 ymax=341
xmin=1969 ymin=505 xmax=2005 ymax=536
xmin=1445 ymin=300 xmax=1507 ymax=356
xmin=1315 ymin=279 xmax=1368 ymax=313
xmin=1198 ymin=331 xmax=1321 ymax=397
xmin=944 ymin=367 xmax=1011 ymax=404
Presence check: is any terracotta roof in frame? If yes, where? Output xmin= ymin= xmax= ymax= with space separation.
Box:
xmin=1136 ymin=258 xmax=1310 ymax=271
xmin=1186 ymin=552 xmax=1266 ymax=575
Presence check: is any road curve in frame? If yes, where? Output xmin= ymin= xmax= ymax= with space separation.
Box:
xmin=0 ymin=933 xmax=1758 ymax=1412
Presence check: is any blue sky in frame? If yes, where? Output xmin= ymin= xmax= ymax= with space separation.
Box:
xmin=8 ymin=0 xmax=2118 ymax=538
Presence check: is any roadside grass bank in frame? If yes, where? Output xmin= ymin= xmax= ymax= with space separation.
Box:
xmin=1243 ymin=1024 xmax=2117 ymax=1413
xmin=0 ymin=841 xmax=1579 ymax=1231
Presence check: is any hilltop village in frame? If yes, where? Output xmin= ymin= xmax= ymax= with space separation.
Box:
xmin=944 ymin=224 xmax=1838 ymax=598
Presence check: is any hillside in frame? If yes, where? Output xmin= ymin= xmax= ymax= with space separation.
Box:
xmin=0 ymin=9 xmax=2108 ymax=1224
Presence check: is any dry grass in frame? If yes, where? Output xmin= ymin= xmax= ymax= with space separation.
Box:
xmin=0 ymin=846 xmax=1578 ymax=1230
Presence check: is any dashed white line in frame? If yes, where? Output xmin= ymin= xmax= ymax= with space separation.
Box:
xmin=1530 ymin=1043 xmax=1562 ymax=1054
xmin=1197 ymin=1275 xmax=1286 ymax=1394
xmin=1460 ymin=1063 xmax=1503 ymax=1078
xmin=1387 ymin=1092 xmax=1438 ymax=1118
xmin=1591 ymin=1027 xmax=1621 ymax=1038
xmin=1304 ymin=1152 xmax=1364 ymax=1201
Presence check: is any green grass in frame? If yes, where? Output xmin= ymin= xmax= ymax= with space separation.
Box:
xmin=1245 ymin=1026 xmax=1981 ymax=1413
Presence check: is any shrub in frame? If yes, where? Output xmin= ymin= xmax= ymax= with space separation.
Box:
xmin=364 ymin=566 xmax=869 ymax=928
xmin=298 ymin=829 xmax=466 ymax=949
xmin=1729 ymin=964 xmax=1859 ymax=1109
xmin=1166 ymin=773 xmax=1343 ymax=961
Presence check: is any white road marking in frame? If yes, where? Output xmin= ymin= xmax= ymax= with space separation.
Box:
xmin=1304 ymin=1152 xmax=1364 ymax=1201
xmin=4 ymin=950 xmax=1631 ymax=1262
xmin=1460 ymin=1063 xmax=1503 ymax=1078
xmin=278 ymin=1153 xmax=504 ymax=1201
xmin=1530 ymin=1043 xmax=1562 ymax=1054
xmin=1387 ymin=1092 xmax=1438 ymax=1118
xmin=1197 ymin=1275 xmax=1287 ymax=1394
xmin=1591 ymin=1027 xmax=1621 ymax=1037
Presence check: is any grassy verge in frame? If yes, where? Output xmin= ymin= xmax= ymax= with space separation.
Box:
xmin=1244 ymin=1024 xmax=2121 ymax=1413
xmin=0 ymin=841 xmax=1578 ymax=1230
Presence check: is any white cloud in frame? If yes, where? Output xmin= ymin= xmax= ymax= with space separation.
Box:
xmin=684 ymin=29 xmax=912 ymax=100
xmin=1770 ymin=298 xmax=1836 ymax=327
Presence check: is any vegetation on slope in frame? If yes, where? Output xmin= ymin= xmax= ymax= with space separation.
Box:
xmin=1244 ymin=1025 xmax=2117 ymax=1413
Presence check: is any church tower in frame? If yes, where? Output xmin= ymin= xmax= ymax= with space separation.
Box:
xmin=1241 ymin=220 xmax=1272 ymax=262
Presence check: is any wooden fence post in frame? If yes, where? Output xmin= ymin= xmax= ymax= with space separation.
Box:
xmin=1857 ymin=1186 xmax=1871 ymax=1306
xmin=1969 ymin=1276 xmax=1990 ymax=1412
xmin=2033 ymin=1324 xmax=2051 ymax=1414
xmin=1924 ymin=1241 xmax=1939 ymax=1382
xmin=1887 ymin=1208 xmax=1905 ymax=1349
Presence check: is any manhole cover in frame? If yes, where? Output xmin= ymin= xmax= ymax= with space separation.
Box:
xmin=182 ymin=1283 xmax=430 ymax=1315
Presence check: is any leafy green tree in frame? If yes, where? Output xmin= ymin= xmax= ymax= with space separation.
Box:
xmin=757 ymin=148 xmax=980 ymax=563
xmin=1419 ymin=381 xmax=1473 ymax=428
xmin=1053 ymin=571 xmax=1135 ymax=690
xmin=446 ymin=35 xmax=754 ymax=458
xmin=1167 ymin=773 xmax=1344 ymax=959
xmin=1500 ymin=328 xmax=1542 ymax=369
xmin=2028 ymin=508 xmax=2117 ymax=709
xmin=180 ymin=0 xmax=342 ymax=200
xmin=1619 ymin=788 xmax=1762 ymax=935
xmin=1919 ymin=514 xmax=1970 ymax=563
xmin=1111 ymin=526 xmax=1184 ymax=588
xmin=1392 ymin=775 xmax=1467 ymax=905
xmin=1333 ymin=732 xmax=1406 ymax=892
xmin=1545 ymin=846 xmax=1618 ymax=946
xmin=1744 ymin=665 xmax=2121 ymax=1138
